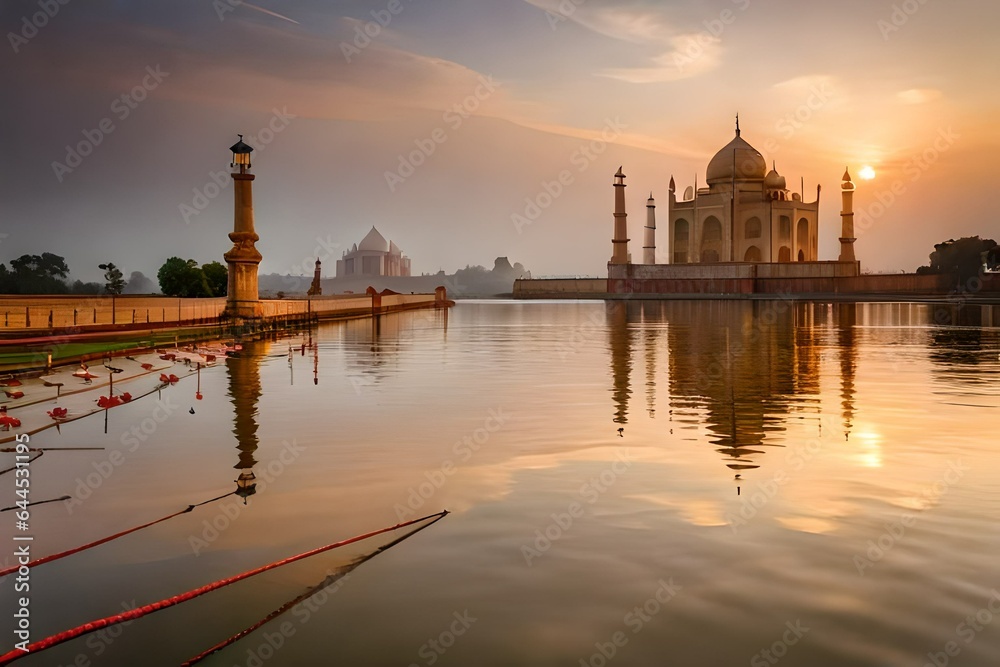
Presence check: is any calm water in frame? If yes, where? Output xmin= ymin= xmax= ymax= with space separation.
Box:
xmin=4 ymin=300 xmax=1000 ymax=666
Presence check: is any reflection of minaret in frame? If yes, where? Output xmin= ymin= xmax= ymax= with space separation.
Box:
xmin=836 ymin=303 xmax=857 ymax=440
xmin=607 ymin=302 xmax=633 ymax=424
xmin=641 ymin=302 xmax=662 ymax=417
xmin=226 ymin=340 xmax=265 ymax=502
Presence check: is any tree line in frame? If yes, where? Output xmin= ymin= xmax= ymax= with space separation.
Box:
xmin=0 ymin=253 xmax=227 ymax=298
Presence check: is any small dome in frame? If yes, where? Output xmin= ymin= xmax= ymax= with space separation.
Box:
xmin=389 ymin=240 xmax=401 ymax=255
xmin=706 ymin=131 xmax=767 ymax=184
xmin=358 ymin=227 xmax=389 ymax=253
xmin=765 ymin=166 xmax=786 ymax=190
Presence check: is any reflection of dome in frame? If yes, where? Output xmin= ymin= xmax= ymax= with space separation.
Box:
xmin=358 ymin=227 xmax=389 ymax=252
xmin=706 ymin=131 xmax=767 ymax=184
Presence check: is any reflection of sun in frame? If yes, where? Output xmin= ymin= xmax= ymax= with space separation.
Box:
xmin=859 ymin=165 xmax=876 ymax=180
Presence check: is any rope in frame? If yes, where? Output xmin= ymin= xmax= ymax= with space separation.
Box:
xmin=181 ymin=512 xmax=447 ymax=665
xmin=0 ymin=510 xmax=448 ymax=664
xmin=0 ymin=491 xmax=234 ymax=577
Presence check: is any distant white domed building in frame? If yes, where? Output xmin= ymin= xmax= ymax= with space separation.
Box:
xmin=335 ymin=227 xmax=411 ymax=278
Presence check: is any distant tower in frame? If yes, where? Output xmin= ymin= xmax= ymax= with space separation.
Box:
xmin=839 ymin=168 xmax=857 ymax=263
xmin=611 ymin=167 xmax=629 ymax=265
xmin=223 ymin=135 xmax=263 ymax=319
xmin=643 ymin=193 xmax=656 ymax=265
xmin=307 ymin=258 xmax=322 ymax=296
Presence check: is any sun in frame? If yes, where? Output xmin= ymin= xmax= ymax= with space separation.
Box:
xmin=859 ymin=165 xmax=876 ymax=180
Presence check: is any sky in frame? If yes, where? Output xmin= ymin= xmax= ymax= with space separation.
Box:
xmin=1 ymin=0 xmax=998 ymax=282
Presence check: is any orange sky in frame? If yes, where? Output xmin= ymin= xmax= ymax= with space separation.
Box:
xmin=2 ymin=0 xmax=998 ymax=279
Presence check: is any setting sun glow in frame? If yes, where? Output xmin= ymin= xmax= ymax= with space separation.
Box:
xmin=859 ymin=165 xmax=876 ymax=180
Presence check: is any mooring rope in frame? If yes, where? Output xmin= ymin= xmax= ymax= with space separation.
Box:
xmin=181 ymin=511 xmax=448 ymax=665
xmin=0 ymin=491 xmax=235 ymax=577
xmin=0 ymin=510 xmax=448 ymax=665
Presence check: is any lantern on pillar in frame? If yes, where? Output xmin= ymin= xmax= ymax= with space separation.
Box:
xmin=230 ymin=134 xmax=253 ymax=173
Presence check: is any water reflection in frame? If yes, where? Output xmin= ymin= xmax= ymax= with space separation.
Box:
xmin=607 ymin=300 xmax=850 ymax=485
xmin=226 ymin=339 xmax=267 ymax=502
xmin=607 ymin=303 xmax=633 ymax=425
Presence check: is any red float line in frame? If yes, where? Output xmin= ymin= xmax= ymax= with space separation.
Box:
xmin=0 ymin=510 xmax=448 ymax=665
xmin=0 ymin=491 xmax=235 ymax=577
xmin=182 ymin=512 xmax=448 ymax=665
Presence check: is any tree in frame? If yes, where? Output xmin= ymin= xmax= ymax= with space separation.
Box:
xmin=70 ymin=280 xmax=102 ymax=295
xmin=917 ymin=236 xmax=998 ymax=286
xmin=99 ymin=262 xmax=126 ymax=295
xmin=5 ymin=253 xmax=70 ymax=294
xmin=157 ymin=257 xmax=212 ymax=297
xmin=202 ymin=261 xmax=228 ymax=297
xmin=123 ymin=271 xmax=156 ymax=294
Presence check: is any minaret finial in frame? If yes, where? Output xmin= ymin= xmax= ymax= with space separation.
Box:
xmin=735 ymin=113 xmax=740 ymax=136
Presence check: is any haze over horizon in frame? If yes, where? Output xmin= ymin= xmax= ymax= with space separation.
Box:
xmin=2 ymin=0 xmax=998 ymax=284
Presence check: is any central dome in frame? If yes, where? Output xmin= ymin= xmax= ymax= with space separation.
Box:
xmin=358 ymin=226 xmax=389 ymax=253
xmin=706 ymin=131 xmax=767 ymax=184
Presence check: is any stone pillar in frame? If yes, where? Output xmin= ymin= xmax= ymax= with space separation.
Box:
xmin=611 ymin=167 xmax=629 ymax=265
xmin=308 ymin=258 xmax=322 ymax=296
xmin=643 ymin=193 xmax=656 ymax=265
xmin=224 ymin=171 xmax=263 ymax=318
xmin=839 ymin=168 xmax=857 ymax=263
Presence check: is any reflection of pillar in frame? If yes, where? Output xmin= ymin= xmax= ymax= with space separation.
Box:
xmin=611 ymin=168 xmax=629 ymax=265
xmin=839 ymin=168 xmax=857 ymax=263
xmin=642 ymin=302 xmax=660 ymax=417
xmin=607 ymin=302 xmax=633 ymax=424
xmin=836 ymin=302 xmax=857 ymax=439
xmin=227 ymin=339 xmax=265 ymax=501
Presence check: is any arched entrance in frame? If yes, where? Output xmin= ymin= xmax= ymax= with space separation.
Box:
xmin=743 ymin=246 xmax=762 ymax=262
xmin=674 ymin=219 xmax=689 ymax=263
xmin=700 ymin=216 xmax=723 ymax=263
xmin=797 ymin=218 xmax=809 ymax=261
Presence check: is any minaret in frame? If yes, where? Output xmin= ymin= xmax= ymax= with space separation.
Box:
xmin=223 ymin=135 xmax=263 ymax=319
xmin=839 ymin=168 xmax=857 ymax=263
xmin=643 ymin=193 xmax=656 ymax=265
xmin=307 ymin=258 xmax=322 ymax=296
xmin=611 ymin=167 xmax=629 ymax=265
